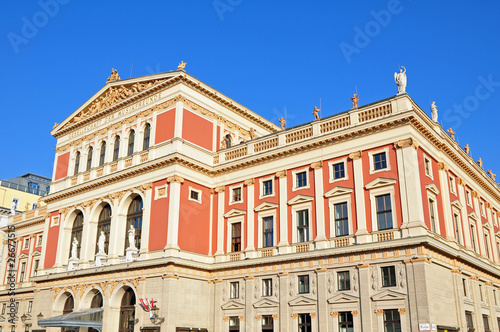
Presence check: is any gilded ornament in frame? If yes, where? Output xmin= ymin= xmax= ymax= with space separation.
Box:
xmin=178 ymin=61 xmax=187 ymax=70
xmin=447 ymin=128 xmax=456 ymax=140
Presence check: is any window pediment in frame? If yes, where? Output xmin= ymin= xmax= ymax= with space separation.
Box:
xmin=287 ymin=194 xmax=314 ymax=205
xmin=18 ymin=253 xmax=28 ymax=259
xmin=221 ymin=300 xmax=245 ymax=310
xmin=483 ymin=221 xmax=492 ymax=230
xmin=371 ymin=289 xmax=407 ymax=302
xmin=324 ymin=186 xmax=353 ymax=198
xmin=327 ymin=293 xmax=359 ymax=304
xmin=451 ymin=199 xmax=463 ymax=210
xmin=32 ymin=250 xmax=41 ymax=257
xmin=223 ymin=208 xmax=247 ymax=218
xmin=468 ymin=211 xmax=478 ymax=221
xmin=288 ymin=295 xmax=317 ymax=306
xmin=254 ymin=202 xmax=279 ymax=212
xmin=253 ymin=298 xmax=279 ymax=308
xmin=365 ymin=177 xmax=397 ymax=190
xmin=425 ymin=183 xmax=440 ymax=195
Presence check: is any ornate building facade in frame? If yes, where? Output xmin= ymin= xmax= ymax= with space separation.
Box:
xmin=1 ymin=68 xmax=500 ymax=332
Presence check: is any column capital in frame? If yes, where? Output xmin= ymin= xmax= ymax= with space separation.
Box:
xmin=291 ymin=313 xmax=298 ymax=319
xmin=330 ymin=312 xmax=338 ymax=318
xmin=310 ymin=161 xmax=322 ymax=170
xmin=255 ymin=315 xmax=262 ymax=320
xmin=275 ymin=170 xmax=287 ymax=178
xmin=215 ymin=186 xmax=225 ymax=193
xmin=351 ymin=310 xmax=359 ymax=317
xmin=244 ymin=178 xmax=254 ymax=186
xmin=394 ymin=138 xmax=419 ymax=150
xmin=309 ymin=312 xmax=317 ymax=319
xmin=167 ymin=175 xmax=184 ymax=184
xmin=349 ymin=151 xmax=362 ymax=160
xmin=398 ymin=308 xmax=406 ymax=315
xmin=375 ymin=309 xmax=384 ymax=316
xmin=437 ymin=162 xmax=449 ymax=172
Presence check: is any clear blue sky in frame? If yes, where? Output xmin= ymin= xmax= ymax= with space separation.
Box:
xmin=1 ymin=1 xmax=499 ymax=181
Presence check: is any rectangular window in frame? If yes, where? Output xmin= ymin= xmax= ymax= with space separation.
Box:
xmin=453 ymin=213 xmax=461 ymax=244
xmin=471 ymin=225 xmax=477 ymax=251
xmin=383 ymin=309 xmax=401 ymax=332
xmin=232 ymin=187 xmax=242 ymax=203
xmin=479 ymin=284 xmax=484 ymax=302
xmin=2 ymin=303 xmax=6 ymax=315
xmin=37 ymin=235 xmax=43 ymax=246
xmin=28 ymin=301 xmax=32 ymax=313
xmin=373 ymin=152 xmax=387 ymax=170
xmin=23 ymin=238 xmax=29 ymax=249
xmin=12 ymin=198 xmax=19 ymax=210
xmin=263 ymin=217 xmax=274 ymax=248
xmin=232 ymin=223 xmax=241 ymax=252
xmin=334 ymin=202 xmax=349 ymax=237
xmin=462 ymin=278 xmax=468 ymax=297
xmin=429 ymin=198 xmax=437 ymax=233
xmin=262 ymin=315 xmax=273 ymax=332
xmin=19 ymin=262 xmax=26 ymax=283
xmin=376 ymin=194 xmax=393 ymax=230
xmin=485 ymin=233 xmax=491 ymax=258
xmin=449 ymin=176 xmax=456 ymax=193
xmin=297 ymin=210 xmax=309 ymax=243
xmin=230 ymin=281 xmax=239 ymax=299
xmin=381 ymin=266 xmax=396 ymax=287
xmin=333 ymin=162 xmax=345 ymax=180
xmin=298 ymin=313 xmax=311 ymax=332
xmin=190 ymin=189 xmax=200 ymax=202
xmin=15 ymin=302 xmax=18 ymax=313
xmin=424 ymin=158 xmax=431 ymax=176
xmin=483 ymin=315 xmax=491 ymax=332
xmin=466 ymin=190 xmax=471 ymax=205
xmin=229 ymin=316 xmax=240 ymax=331
xmin=262 ymin=278 xmax=273 ymax=297
xmin=263 ymin=180 xmax=273 ymax=196
xmin=494 ymin=289 xmax=498 ymax=306
xmin=493 ymin=211 xmax=497 ymax=226
xmin=298 ymin=275 xmax=309 ymax=294
xmin=337 ymin=271 xmax=350 ymax=291
xmin=465 ymin=311 xmax=474 ymax=332
xmin=338 ymin=311 xmax=354 ymax=332
xmin=32 ymin=259 xmax=39 ymax=277
xmin=296 ymin=171 xmax=307 ymax=188
xmin=481 ymin=202 xmax=485 ymax=216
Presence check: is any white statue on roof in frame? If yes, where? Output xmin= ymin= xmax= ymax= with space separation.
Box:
xmin=394 ymin=66 xmax=407 ymax=94
xmin=431 ymin=101 xmax=438 ymax=122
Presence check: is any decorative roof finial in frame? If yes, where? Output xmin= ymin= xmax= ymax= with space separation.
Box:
xmin=178 ymin=61 xmax=187 ymax=70
xmin=107 ymin=68 xmax=120 ymax=83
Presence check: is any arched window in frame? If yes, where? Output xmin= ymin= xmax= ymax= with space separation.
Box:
xmin=143 ymin=124 xmax=151 ymax=150
xmin=69 ymin=212 xmax=84 ymax=260
xmin=74 ymin=151 xmax=81 ymax=175
xmin=128 ymin=130 xmax=135 ymax=156
xmin=119 ymin=288 xmax=136 ymax=332
xmin=99 ymin=142 xmax=106 ymax=166
xmin=90 ymin=291 xmax=103 ymax=308
xmin=96 ymin=204 xmax=111 ymax=255
xmin=86 ymin=146 xmax=93 ymax=171
xmin=63 ymin=294 xmax=74 ymax=314
xmin=125 ymin=197 xmax=143 ymax=253
xmin=225 ymin=134 xmax=232 ymax=148
xmin=113 ymin=136 xmax=120 ymax=161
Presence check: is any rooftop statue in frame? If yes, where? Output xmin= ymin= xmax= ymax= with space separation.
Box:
xmin=178 ymin=61 xmax=187 ymax=70
xmin=431 ymin=102 xmax=438 ymax=122
xmin=350 ymin=93 xmax=359 ymax=109
xmin=394 ymin=66 xmax=407 ymax=94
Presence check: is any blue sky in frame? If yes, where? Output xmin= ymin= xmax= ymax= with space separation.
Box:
xmin=1 ymin=1 xmax=499 ymax=182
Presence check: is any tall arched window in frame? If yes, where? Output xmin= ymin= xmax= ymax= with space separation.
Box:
xmin=74 ymin=151 xmax=81 ymax=175
xmin=86 ymin=146 xmax=93 ymax=171
xmin=128 ymin=130 xmax=135 ymax=156
xmin=96 ymin=204 xmax=111 ymax=255
xmin=63 ymin=294 xmax=74 ymax=314
xmin=119 ymin=288 xmax=136 ymax=332
xmin=69 ymin=212 xmax=84 ymax=260
xmin=143 ymin=124 xmax=151 ymax=150
xmin=99 ymin=142 xmax=106 ymax=166
xmin=125 ymin=197 xmax=143 ymax=253
xmin=113 ymin=136 xmax=120 ymax=161
xmin=91 ymin=291 xmax=103 ymax=308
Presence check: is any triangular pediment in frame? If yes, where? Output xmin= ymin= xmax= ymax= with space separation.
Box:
xmin=371 ymin=289 xmax=407 ymax=302
xmin=451 ymin=199 xmax=463 ymax=210
xmin=253 ymin=298 xmax=279 ymax=308
xmin=468 ymin=211 xmax=478 ymax=221
xmin=18 ymin=253 xmax=29 ymax=259
xmin=221 ymin=300 xmax=245 ymax=310
xmin=324 ymin=186 xmax=353 ymax=198
xmin=287 ymin=195 xmax=314 ymax=205
xmin=32 ymin=250 xmax=41 ymax=256
xmin=254 ymin=202 xmax=279 ymax=212
xmin=365 ymin=177 xmax=397 ymax=190
xmin=483 ymin=221 xmax=492 ymax=229
xmin=425 ymin=183 xmax=440 ymax=195
xmin=224 ymin=208 xmax=247 ymax=218
xmin=52 ymin=72 xmax=175 ymax=135
xmin=327 ymin=292 xmax=359 ymax=304
xmin=288 ymin=295 xmax=317 ymax=306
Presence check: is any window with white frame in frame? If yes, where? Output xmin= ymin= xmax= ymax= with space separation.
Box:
xmin=262 ymin=278 xmax=272 ymax=297
xmin=262 ymin=179 xmax=273 ymax=197
xmin=298 ymin=275 xmax=309 ymax=294
xmin=230 ymin=281 xmax=239 ymax=299
xmin=337 ymin=270 xmax=350 ymax=291
xmin=480 ymin=201 xmax=486 ymax=216
xmin=231 ymin=186 xmax=243 ymax=204
xmin=11 ymin=198 xmax=19 ymax=210
xmin=373 ymin=152 xmax=387 ymax=171
xmin=27 ymin=301 xmax=32 ymax=313
xmin=325 ymin=187 xmax=353 ymax=239
xmin=424 ymin=156 xmax=432 ymax=178
xmin=484 ymin=232 xmax=491 ymax=259
xmin=453 ymin=212 xmax=462 ymax=245
xmin=231 ymin=222 xmax=242 ymax=252
xmin=189 ymin=187 xmax=202 ymax=203
xmin=466 ymin=189 xmax=472 ymax=206
xmin=32 ymin=203 xmax=38 ymax=210
xmin=449 ymin=176 xmax=456 ymax=194
xmin=262 ymin=216 xmax=274 ymax=248
xmin=429 ymin=198 xmax=437 ymax=233
xmin=334 ymin=202 xmax=349 ymax=237
xmin=376 ymin=194 xmax=393 ymax=230
xmin=296 ymin=209 xmax=310 ymax=243
xmin=366 ymin=178 xmax=397 ymax=232
xmin=74 ymin=151 xmax=81 ymax=175
xmin=295 ymin=171 xmax=307 ymax=189
xmin=470 ymin=224 xmax=477 ymax=252
xmin=331 ymin=161 xmax=347 ymax=181
xmin=493 ymin=211 xmax=498 ymax=227
xmin=19 ymin=261 xmax=27 ymax=282
xmin=23 ymin=238 xmax=29 ymax=249
xmin=32 ymin=259 xmax=39 ymax=277
xmin=37 ymin=234 xmax=43 ymax=246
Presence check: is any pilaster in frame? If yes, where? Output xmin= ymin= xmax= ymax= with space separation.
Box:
xmin=165 ymin=175 xmax=184 ymax=253
xmin=311 ymin=162 xmax=327 ymax=248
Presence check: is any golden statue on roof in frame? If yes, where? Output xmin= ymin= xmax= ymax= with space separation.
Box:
xmin=178 ymin=61 xmax=187 ymax=70
xmin=107 ymin=68 xmax=121 ymax=83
